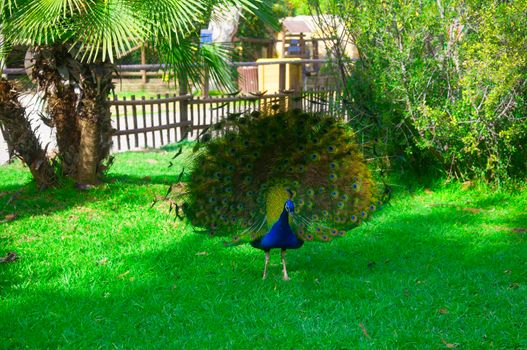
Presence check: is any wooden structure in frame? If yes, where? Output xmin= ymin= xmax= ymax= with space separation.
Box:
xmin=110 ymin=89 xmax=344 ymax=151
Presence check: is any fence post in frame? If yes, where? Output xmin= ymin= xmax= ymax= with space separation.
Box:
xmin=279 ymin=63 xmax=287 ymax=111
xmin=141 ymin=44 xmax=147 ymax=84
xmin=267 ymin=39 xmax=274 ymax=58
xmin=179 ymin=80 xmax=189 ymax=141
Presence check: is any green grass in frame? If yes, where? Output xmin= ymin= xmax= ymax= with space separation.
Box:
xmin=1 ymin=151 xmax=526 ymax=349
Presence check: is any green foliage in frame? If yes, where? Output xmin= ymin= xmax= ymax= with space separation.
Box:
xmin=0 ymin=0 xmax=272 ymax=87
xmin=1 ymin=152 xmax=527 ymax=348
xmin=311 ymin=0 xmax=527 ymax=183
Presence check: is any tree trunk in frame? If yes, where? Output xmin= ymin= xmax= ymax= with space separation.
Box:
xmin=31 ymin=45 xmax=81 ymax=178
xmin=76 ymin=61 xmax=115 ymax=184
xmin=0 ymin=79 xmax=57 ymax=188
xmin=29 ymin=45 xmax=114 ymax=185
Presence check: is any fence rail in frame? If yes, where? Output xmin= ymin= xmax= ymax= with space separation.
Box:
xmin=109 ymin=89 xmax=344 ymax=152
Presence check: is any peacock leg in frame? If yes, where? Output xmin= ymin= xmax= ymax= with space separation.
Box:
xmin=281 ymin=249 xmax=290 ymax=281
xmin=262 ymin=251 xmax=270 ymax=280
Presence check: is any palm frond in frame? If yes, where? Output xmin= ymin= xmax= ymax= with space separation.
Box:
xmin=68 ymin=0 xmax=145 ymax=63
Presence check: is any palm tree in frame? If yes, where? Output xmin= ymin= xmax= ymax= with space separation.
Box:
xmin=1 ymin=0 xmax=273 ymax=184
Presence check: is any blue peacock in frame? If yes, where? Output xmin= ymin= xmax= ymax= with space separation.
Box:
xmin=177 ymin=109 xmax=386 ymax=280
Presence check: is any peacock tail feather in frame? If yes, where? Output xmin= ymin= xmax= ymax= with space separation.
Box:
xmin=182 ymin=110 xmax=385 ymax=245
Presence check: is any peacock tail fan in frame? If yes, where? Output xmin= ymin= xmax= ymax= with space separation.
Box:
xmin=183 ymin=110 xmax=387 ymax=245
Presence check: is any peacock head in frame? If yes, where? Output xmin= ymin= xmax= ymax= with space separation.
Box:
xmin=284 ymin=199 xmax=295 ymax=215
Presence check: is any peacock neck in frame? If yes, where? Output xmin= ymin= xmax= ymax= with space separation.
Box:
xmin=278 ymin=209 xmax=290 ymax=227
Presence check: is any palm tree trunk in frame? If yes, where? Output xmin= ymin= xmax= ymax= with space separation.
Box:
xmin=0 ymin=79 xmax=57 ymax=188
xmin=31 ymin=45 xmax=81 ymax=178
xmin=76 ymin=61 xmax=114 ymax=184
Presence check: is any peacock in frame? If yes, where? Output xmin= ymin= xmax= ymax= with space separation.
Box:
xmin=173 ymin=109 xmax=387 ymax=280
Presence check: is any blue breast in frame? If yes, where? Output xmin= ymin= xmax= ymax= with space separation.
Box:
xmin=250 ymin=210 xmax=304 ymax=251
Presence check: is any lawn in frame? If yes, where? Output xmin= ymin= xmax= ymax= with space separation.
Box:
xmin=1 ymin=150 xmax=526 ymax=349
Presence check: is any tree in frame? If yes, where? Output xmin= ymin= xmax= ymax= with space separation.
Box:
xmin=0 ymin=0 xmax=272 ymax=185
xmin=308 ymin=0 xmax=527 ymax=182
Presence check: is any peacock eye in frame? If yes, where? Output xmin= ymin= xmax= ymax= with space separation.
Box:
xmin=329 ymin=173 xmax=338 ymax=181
xmin=327 ymin=145 xmax=335 ymax=153
xmin=370 ymin=205 xmax=376 ymax=211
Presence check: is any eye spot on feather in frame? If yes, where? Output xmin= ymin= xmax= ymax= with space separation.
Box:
xmin=327 ymin=145 xmax=335 ymax=153
xmin=296 ymin=165 xmax=305 ymax=173
xmin=225 ymin=187 xmax=233 ymax=194
xmin=377 ymin=200 xmax=383 ymax=206
xmin=232 ymin=236 xmax=240 ymax=243
xmin=245 ymin=163 xmax=254 ymax=170
xmin=352 ymin=183 xmax=358 ymax=190
xmin=337 ymin=202 xmax=344 ymax=209
xmin=306 ymin=189 xmax=315 ymax=197
xmin=329 ymin=173 xmax=338 ymax=181
xmin=340 ymin=194 xmax=349 ymax=201
xmin=338 ymin=231 xmax=346 ymax=237
xmin=370 ymin=204 xmax=376 ymax=211
xmin=350 ymin=215 xmax=358 ymax=222
xmin=297 ymin=198 xmax=305 ymax=206
xmin=209 ymin=197 xmax=217 ymax=203
xmin=222 ymin=198 xmax=229 ymax=205
xmin=305 ymin=234 xmax=314 ymax=241
xmin=330 ymin=190 xmax=339 ymax=199
xmin=312 ymin=214 xmax=319 ymax=221
xmin=361 ymin=211 xmax=368 ymax=219
xmin=321 ymin=235 xmax=330 ymax=241
xmin=231 ymin=216 xmax=237 ymax=224
xmin=214 ymin=172 xmax=222 ymax=179
xmin=310 ymin=153 xmax=320 ymax=161
xmin=330 ymin=228 xmax=338 ymax=236
xmin=322 ymin=210 xmax=329 ymax=217
xmin=329 ymin=162 xmax=337 ymax=169
xmin=318 ymin=186 xmax=326 ymax=194
xmin=226 ymin=165 xmax=234 ymax=171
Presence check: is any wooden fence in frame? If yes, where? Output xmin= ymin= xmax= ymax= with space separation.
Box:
xmin=110 ymin=89 xmax=345 ymax=151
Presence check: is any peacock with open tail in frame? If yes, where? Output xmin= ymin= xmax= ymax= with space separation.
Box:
xmin=170 ymin=109 xmax=387 ymax=280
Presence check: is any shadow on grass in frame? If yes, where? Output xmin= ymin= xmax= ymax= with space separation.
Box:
xmin=2 ymin=199 xmax=527 ymax=348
